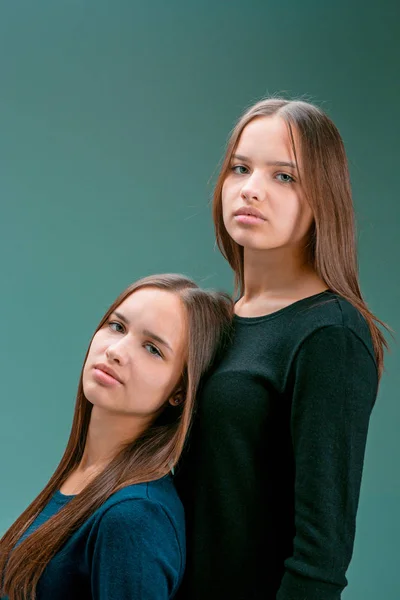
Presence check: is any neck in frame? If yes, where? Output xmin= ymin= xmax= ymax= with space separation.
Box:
xmin=79 ymin=407 xmax=151 ymax=471
xmin=240 ymin=246 xmax=326 ymax=303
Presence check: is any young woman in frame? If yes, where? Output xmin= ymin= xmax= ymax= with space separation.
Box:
xmin=176 ymin=99 xmax=389 ymax=600
xmin=0 ymin=273 xmax=233 ymax=600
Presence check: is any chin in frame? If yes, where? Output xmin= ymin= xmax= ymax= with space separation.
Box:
xmin=82 ymin=389 xmax=100 ymax=407
xmin=229 ymin=226 xmax=287 ymax=252
xmin=228 ymin=232 xmax=268 ymax=251
xmin=83 ymin=382 xmax=109 ymax=408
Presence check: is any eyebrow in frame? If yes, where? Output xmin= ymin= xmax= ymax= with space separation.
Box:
xmin=232 ymin=154 xmax=297 ymax=170
xmin=113 ymin=311 xmax=173 ymax=353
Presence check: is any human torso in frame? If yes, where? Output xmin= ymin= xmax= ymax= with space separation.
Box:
xmin=175 ymin=291 xmax=378 ymax=599
xmin=9 ymin=477 xmax=185 ymax=600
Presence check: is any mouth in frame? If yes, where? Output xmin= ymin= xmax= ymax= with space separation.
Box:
xmin=233 ymin=206 xmax=266 ymax=225
xmin=93 ymin=363 xmax=123 ymax=385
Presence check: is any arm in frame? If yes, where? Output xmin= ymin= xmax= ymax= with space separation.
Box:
xmin=277 ymin=325 xmax=378 ymax=600
xmin=91 ymin=498 xmax=184 ymax=600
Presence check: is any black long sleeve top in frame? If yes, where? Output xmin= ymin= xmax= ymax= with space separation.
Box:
xmin=175 ymin=291 xmax=378 ymax=600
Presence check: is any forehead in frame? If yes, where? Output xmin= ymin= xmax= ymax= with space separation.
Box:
xmin=115 ymin=287 xmax=187 ymax=346
xmin=236 ymin=115 xmax=298 ymax=161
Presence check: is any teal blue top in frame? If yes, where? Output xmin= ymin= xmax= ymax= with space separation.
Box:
xmin=4 ymin=476 xmax=185 ymax=599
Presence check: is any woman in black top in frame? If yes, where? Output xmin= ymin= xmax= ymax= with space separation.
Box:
xmin=176 ymin=98 xmax=388 ymax=600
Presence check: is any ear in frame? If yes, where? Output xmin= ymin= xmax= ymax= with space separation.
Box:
xmin=168 ymin=390 xmax=184 ymax=407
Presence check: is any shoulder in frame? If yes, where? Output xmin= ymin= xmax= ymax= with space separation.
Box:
xmin=288 ymin=291 xmax=360 ymax=330
xmin=287 ymin=296 xmax=379 ymax=400
xmin=88 ymin=477 xmax=185 ymax=593
xmin=97 ymin=475 xmax=183 ymax=521
xmin=94 ymin=476 xmax=184 ymax=542
xmin=287 ymin=292 xmax=375 ymax=360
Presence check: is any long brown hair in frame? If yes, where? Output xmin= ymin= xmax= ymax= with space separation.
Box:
xmin=213 ymin=97 xmax=389 ymax=377
xmin=0 ymin=273 xmax=233 ymax=600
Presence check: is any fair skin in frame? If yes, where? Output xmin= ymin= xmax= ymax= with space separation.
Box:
xmin=60 ymin=288 xmax=187 ymax=494
xmin=222 ymin=115 xmax=327 ymax=317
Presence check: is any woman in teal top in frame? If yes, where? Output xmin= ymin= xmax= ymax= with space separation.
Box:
xmin=0 ymin=273 xmax=232 ymax=600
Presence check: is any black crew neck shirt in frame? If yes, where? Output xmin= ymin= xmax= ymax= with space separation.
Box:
xmin=175 ymin=291 xmax=378 ymax=600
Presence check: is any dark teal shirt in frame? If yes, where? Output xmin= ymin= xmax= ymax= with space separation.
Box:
xmin=5 ymin=476 xmax=185 ymax=599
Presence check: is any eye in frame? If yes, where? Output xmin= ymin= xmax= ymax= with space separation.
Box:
xmin=144 ymin=343 xmax=163 ymax=358
xmin=276 ymin=172 xmax=295 ymax=184
xmin=231 ymin=165 xmax=249 ymax=175
xmin=108 ymin=321 xmax=125 ymax=333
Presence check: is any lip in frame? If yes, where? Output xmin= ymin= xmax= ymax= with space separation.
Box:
xmin=233 ymin=206 xmax=266 ymax=221
xmin=93 ymin=363 xmax=123 ymax=385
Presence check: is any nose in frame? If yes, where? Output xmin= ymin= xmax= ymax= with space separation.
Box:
xmin=240 ymin=172 xmax=266 ymax=203
xmin=105 ymin=341 xmax=128 ymax=366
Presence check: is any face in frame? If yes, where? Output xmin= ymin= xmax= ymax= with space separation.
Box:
xmin=82 ymin=288 xmax=187 ymax=420
xmin=222 ymin=115 xmax=314 ymax=253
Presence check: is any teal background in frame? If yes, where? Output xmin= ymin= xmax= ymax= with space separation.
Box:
xmin=0 ymin=1 xmax=398 ymax=597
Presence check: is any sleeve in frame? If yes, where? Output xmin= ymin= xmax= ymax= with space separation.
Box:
xmin=276 ymin=325 xmax=378 ymax=600
xmin=91 ymin=498 xmax=184 ymax=600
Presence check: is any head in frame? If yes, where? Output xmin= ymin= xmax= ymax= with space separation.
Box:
xmin=213 ymin=97 xmax=387 ymax=376
xmin=0 ymin=274 xmax=233 ymax=600
xmin=213 ymin=98 xmax=355 ymax=293
xmin=82 ymin=286 xmax=188 ymax=426
xmin=77 ymin=274 xmax=233 ymax=457
xmin=221 ymin=113 xmax=314 ymax=260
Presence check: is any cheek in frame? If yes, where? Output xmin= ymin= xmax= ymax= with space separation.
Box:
xmin=85 ymin=338 xmax=101 ymax=364
xmin=275 ymin=192 xmax=310 ymax=226
xmin=287 ymin=204 xmax=314 ymax=242
xmin=82 ymin=360 xmax=93 ymax=397
xmin=221 ymin=177 xmax=237 ymax=205
xmin=133 ymin=359 xmax=169 ymax=391
xmin=221 ymin=186 xmax=228 ymax=212
xmin=141 ymin=360 xmax=182 ymax=400
xmin=294 ymin=198 xmax=314 ymax=233
xmin=82 ymin=335 xmax=106 ymax=378
xmin=221 ymin=184 xmax=235 ymax=228
xmin=89 ymin=330 xmax=111 ymax=354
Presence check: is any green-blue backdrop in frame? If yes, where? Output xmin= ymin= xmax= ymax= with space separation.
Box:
xmin=1 ymin=2 xmax=398 ymax=598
